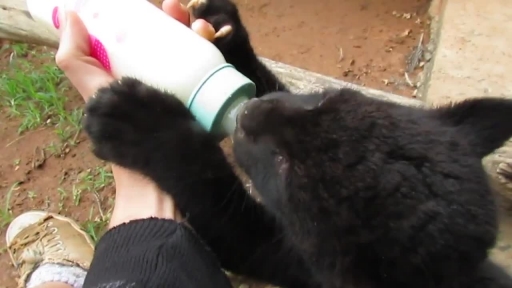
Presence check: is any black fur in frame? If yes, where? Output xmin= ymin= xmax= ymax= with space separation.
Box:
xmin=434 ymin=98 xmax=512 ymax=158
xmin=83 ymin=0 xmax=512 ymax=287
xmin=233 ymin=90 xmax=512 ymax=288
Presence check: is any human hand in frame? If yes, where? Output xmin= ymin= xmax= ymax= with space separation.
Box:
xmin=54 ymin=10 xmax=114 ymax=102
xmin=54 ymin=0 xmax=215 ymax=101
xmin=53 ymin=0 xmax=216 ymax=228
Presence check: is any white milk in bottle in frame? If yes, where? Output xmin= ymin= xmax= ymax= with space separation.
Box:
xmin=26 ymin=0 xmax=256 ymax=137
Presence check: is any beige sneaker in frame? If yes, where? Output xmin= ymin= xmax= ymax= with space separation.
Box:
xmin=6 ymin=211 xmax=95 ymax=288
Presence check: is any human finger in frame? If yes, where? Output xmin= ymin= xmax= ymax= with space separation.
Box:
xmin=55 ymin=11 xmax=91 ymax=65
xmin=191 ymin=19 xmax=216 ymax=42
xmin=162 ymin=0 xmax=217 ymax=42
xmin=162 ymin=0 xmax=190 ymax=26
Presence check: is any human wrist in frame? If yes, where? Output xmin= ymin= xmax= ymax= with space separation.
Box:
xmin=109 ymin=197 xmax=181 ymax=229
xmin=108 ymin=165 xmax=182 ymax=229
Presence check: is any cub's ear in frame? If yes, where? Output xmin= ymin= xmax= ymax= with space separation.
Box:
xmin=433 ymin=98 xmax=512 ymax=158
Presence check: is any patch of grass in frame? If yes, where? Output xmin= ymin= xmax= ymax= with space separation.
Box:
xmin=78 ymin=166 xmax=114 ymax=241
xmin=0 ymin=43 xmax=113 ymax=244
xmin=53 ymin=166 xmax=114 ymax=210
xmin=10 ymin=43 xmax=29 ymax=56
xmin=27 ymin=190 xmax=37 ymax=200
xmin=65 ymin=166 xmax=115 ymax=242
xmin=0 ymin=182 xmax=20 ymax=228
xmin=80 ymin=166 xmax=115 ymax=192
xmin=83 ymin=207 xmax=111 ymax=243
xmin=47 ymin=165 xmax=114 ymax=242
xmin=0 ymin=43 xmax=83 ymax=142
xmin=57 ymin=187 xmax=68 ymax=213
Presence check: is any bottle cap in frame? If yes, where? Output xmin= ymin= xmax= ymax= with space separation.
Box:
xmin=188 ymin=64 xmax=256 ymax=137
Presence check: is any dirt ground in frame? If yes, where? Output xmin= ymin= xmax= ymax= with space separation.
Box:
xmin=0 ymin=0 xmax=432 ymax=287
xmin=236 ymin=0 xmax=432 ymax=97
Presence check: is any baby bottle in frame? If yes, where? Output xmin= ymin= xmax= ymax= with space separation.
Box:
xmin=26 ymin=0 xmax=256 ymax=137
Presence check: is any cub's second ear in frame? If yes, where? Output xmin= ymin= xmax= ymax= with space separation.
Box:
xmin=433 ymin=97 xmax=512 ymax=158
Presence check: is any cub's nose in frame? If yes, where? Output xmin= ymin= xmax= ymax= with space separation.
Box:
xmin=234 ymin=98 xmax=261 ymax=139
xmin=236 ymin=98 xmax=260 ymax=126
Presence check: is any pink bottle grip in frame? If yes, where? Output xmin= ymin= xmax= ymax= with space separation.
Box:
xmin=89 ymin=35 xmax=112 ymax=72
xmin=52 ymin=7 xmax=60 ymax=29
xmin=52 ymin=7 xmax=112 ymax=72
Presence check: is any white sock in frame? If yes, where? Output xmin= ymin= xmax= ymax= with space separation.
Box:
xmin=26 ymin=263 xmax=87 ymax=288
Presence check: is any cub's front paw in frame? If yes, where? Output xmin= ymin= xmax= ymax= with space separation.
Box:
xmin=187 ymin=0 xmax=251 ymax=58
xmin=83 ymin=77 xmax=197 ymax=169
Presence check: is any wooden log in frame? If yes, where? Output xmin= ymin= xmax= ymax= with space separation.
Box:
xmin=0 ymin=0 xmax=422 ymax=107
xmin=0 ymin=0 xmax=59 ymax=47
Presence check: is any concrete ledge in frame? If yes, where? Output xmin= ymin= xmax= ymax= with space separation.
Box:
xmin=425 ymin=0 xmax=512 ymax=105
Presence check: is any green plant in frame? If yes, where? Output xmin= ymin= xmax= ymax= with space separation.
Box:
xmin=0 ymin=43 xmax=83 ymax=141
xmin=0 ymin=182 xmax=20 ymax=228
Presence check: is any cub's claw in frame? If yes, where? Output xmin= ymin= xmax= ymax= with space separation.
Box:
xmin=187 ymin=0 xmax=207 ymax=10
xmin=214 ymin=25 xmax=233 ymax=38
xmin=186 ymin=0 xmax=244 ymax=46
xmin=497 ymin=159 xmax=512 ymax=186
xmin=185 ymin=0 xmax=252 ymax=70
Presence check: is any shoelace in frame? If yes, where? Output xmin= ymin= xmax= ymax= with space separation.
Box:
xmin=9 ymin=219 xmax=63 ymax=269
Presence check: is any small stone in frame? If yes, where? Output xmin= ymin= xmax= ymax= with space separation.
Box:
xmin=426 ymin=43 xmax=436 ymax=52
xmin=497 ymin=243 xmax=512 ymax=251
xmin=423 ymin=51 xmax=433 ymax=62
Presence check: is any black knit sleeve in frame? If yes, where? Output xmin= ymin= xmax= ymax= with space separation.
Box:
xmin=83 ymin=217 xmax=233 ymax=288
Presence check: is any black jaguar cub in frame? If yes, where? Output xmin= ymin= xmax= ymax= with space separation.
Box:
xmin=83 ymin=0 xmax=512 ymax=287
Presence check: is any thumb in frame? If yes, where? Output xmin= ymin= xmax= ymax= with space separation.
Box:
xmin=55 ymin=11 xmax=91 ymax=69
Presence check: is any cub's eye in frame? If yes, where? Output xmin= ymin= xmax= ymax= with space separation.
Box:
xmin=273 ymin=151 xmax=285 ymax=165
xmin=275 ymin=153 xmax=289 ymax=175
